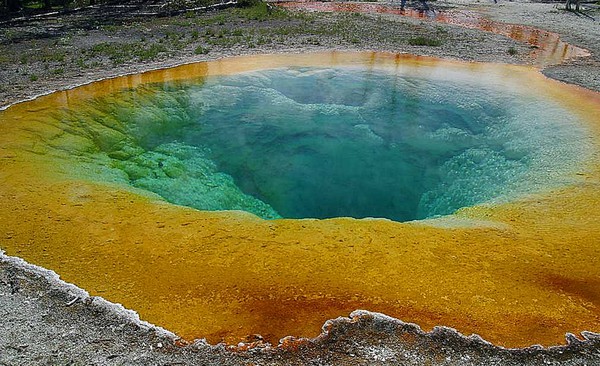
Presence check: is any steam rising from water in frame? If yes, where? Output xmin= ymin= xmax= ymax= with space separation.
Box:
xmin=58 ymin=67 xmax=590 ymax=221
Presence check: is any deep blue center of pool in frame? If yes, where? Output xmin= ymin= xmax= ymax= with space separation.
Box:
xmin=64 ymin=67 xmax=587 ymax=221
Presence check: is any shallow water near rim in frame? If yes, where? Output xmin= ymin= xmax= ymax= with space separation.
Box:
xmin=60 ymin=66 xmax=588 ymax=221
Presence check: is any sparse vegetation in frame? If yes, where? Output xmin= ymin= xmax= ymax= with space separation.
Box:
xmin=233 ymin=1 xmax=287 ymax=21
xmin=0 ymin=0 xmax=456 ymax=107
xmin=2 ymin=0 xmax=553 ymax=109
xmin=508 ymin=46 xmax=518 ymax=55
xmin=88 ymin=42 xmax=168 ymax=65
xmin=408 ymin=36 xmax=443 ymax=46
xmin=194 ymin=45 xmax=210 ymax=54
xmin=41 ymin=50 xmax=66 ymax=62
xmin=0 ymin=2 xmax=446 ymax=94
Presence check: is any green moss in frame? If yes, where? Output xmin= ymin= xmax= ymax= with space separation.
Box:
xmin=194 ymin=45 xmax=210 ymax=54
xmin=233 ymin=2 xmax=288 ymax=21
xmin=408 ymin=36 xmax=443 ymax=46
xmin=88 ymin=42 xmax=168 ymax=65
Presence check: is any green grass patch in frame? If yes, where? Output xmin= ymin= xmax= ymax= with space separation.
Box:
xmin=408 ymin=36 xmax=442 ymax=46
xmin=76 ymin=58 xmax=86 ymax=68
xmin=88 ymin=42 xmax=168 ymax=64
xmin=101 ymin=24 xmax=119 ymax=33
xmin=138 ymin=43 xmax=168 ymax=61
xmin=194 ymin=45 xmax=210 ymax=54
xmin=41 ymin=50 xmax=66 ymax=62
xmin=233 ymin=2 xmax=288 ymax=21
xmin=231 ymin=28 xmax=245 ymax=37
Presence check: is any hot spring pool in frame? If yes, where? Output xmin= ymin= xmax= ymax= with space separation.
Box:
xmin=50 ymin=60 xmax=587 ymax=222
xmin=1 ymin=52 xmax=599 ymax=347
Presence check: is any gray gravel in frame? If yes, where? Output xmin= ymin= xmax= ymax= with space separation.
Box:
xmin=471 ymin=0 xmax=600 ymax=91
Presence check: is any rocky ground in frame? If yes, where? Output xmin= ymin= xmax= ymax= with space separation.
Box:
xmin=1 ymin=0 xmax=600 ymax=364
xmin=0 ymin=0 xmax=544 ymax=108
xmin=0 ymin=0 xmax=597 ymax=109
xmin=2 ymin=251 xmax=600 ymax=365
xmin=471 ymin=0 xmax=600 ymax=91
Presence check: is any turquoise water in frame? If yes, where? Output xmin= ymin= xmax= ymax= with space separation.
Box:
xmin=56 ymin=67 xmax=589 ymax=221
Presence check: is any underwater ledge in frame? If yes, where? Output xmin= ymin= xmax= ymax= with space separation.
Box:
xmin=2 ymin=249 xmax=600 ymax=364
xmin=4 ymin=51 xmax=600 ymax=352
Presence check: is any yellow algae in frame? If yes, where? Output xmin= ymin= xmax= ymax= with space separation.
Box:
xmin=1 ymin=52 xmax=600 ymax=348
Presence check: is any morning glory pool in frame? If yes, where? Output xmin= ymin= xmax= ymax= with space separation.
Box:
xmin=55 ymin=66 xmax=589 ymax=222
xmin=2 ymin=53 xmax=600 ymax=347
